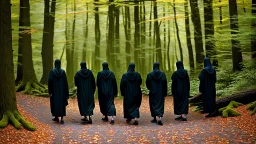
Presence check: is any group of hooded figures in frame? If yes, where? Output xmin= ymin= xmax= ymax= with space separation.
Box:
xmin=48 ymin=57 xmax=216 ymax=125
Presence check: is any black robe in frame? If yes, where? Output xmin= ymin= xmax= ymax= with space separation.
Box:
xmin=48 ymin=68 xmax=69 ymax=117
xmin=199 ymin=58 xmax=216 ymax=113
xmin=97 ymin=69 xmax=117 ymax=116
xmin=74 ymin=68 xmax=96 ymax=116
xmin=120 ymin=70 xmax=142 ymax=119
xmin=146 ymin=69 xmax=167 ymax=117
xmin=171 ymin=61 xmax=190 ymax=115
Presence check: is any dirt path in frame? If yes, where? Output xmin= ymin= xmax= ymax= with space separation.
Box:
xmin=1 ymin=93 xmax=256 ymax=143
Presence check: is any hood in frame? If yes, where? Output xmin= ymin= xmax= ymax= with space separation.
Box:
xmin=125 ymin=62 xmax=137 ymax=81
xmin=150 ymin=62 xmax=163 ymax=80
xmin=100 ymin=62 xmax=111 ymax=79
xmin=53 ymin=59 xmax=64 ymax=77
xmin=204 ymin=57 xmax=215 ymax=74
xmin=176 ymin=61 xmax=187 ymax=78
xmin=78 ymin=61 xmax=90 ymax=78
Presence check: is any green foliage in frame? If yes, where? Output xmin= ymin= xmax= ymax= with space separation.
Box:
xmin=218 ymin=101 xmax=243 ymax=118
xmin=246 ymin=101 xmax=256 ymax=116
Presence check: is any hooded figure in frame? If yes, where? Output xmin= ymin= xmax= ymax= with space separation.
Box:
xmin=171 ymin=61 xmax=190 ymax=121
xmin=146 ymin=62 xmax=167 ymax=125
xmin=120 ymin=63 xmax=142 ymax=125
xmin=74 ymin=62 xmax=96 ymax=123
xmin=48 ymin=59 xmax=69 ymax=124
xmin=199 ymin=58 xmax=216 ymax=117
xmin=96 ymin=62 xmax=117 ymax=124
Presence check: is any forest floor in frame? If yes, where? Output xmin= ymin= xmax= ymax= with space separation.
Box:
xmin=0 ymin=93 xmax=256 ymax=144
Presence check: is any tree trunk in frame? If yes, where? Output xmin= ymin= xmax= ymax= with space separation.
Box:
xmin=251 ymin=0 xmax=256 ymax=59
xmin=40 ymin=0 xmax=56 ymax=84
xmin=82 ymin=4 xmax=88 ymax=61
xmin=190 ymin=0 xmax=204 ymax=66
xmin=163 ymin=3 xmax=167 ymax=71
xmin=71 ymin=0 xmax=77 ymax=76
xmin=0 ymin=0 xmax=35 ymax=131
xmin=114 ymin=5 xmax=120 ymax=72
xmin=134 ymin=0 xmax=140 ymax=68
xmin=173 ymin=0 xmax=183 ymax=62
xmin=123 ymin=6 xmax=131 ymax=65
xmin=16 ymin=0 xmax=46 ymax=94
xmin=184 ymin=0 xmax=194 ymax=70
xmin=154 ymin=1 xmax=163 ymax=69
xmin=219 ymin=0 xmax=222 ymax=24
xmin=94 ymin=0 xmax=101 ymax=71
xmin=229 ymin=0 xmax=243 ymax=71
xmin=189 ymin=89 xmax=256 ymax=110
xmin=140 ymin=2 xmax=146 ymax=76
xmin=204 ymin=0 xmax=215 ymax=59
xmin=107 ymin=0 xmax=115 ymax=68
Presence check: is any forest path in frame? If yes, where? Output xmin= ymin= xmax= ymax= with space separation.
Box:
xmin=2 ymin=93 xmax=256 ymax=143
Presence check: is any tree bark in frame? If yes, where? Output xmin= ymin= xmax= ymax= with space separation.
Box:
xmin=190 ymin=0 xmax=204 ymax=66
xmin=82 ymin=3 xmax=88 ymax=62
xmin=229 ymin=0 xmax=243 ymax=71
xmin=0 ymin=0 xmax=35 ymax=131
xmin=40 ymin=0 xmax=56 ymax=84
xmin=251 ymin=0 xmax=256 ymax=59
xmin=204 ymin=0 xmax=215 ymax=59
xmin=219 ymin=0 xmax=222 ymax=24
xmin=154 ymin=1 xmax=163 ymax=69
xmin=114 ymin=5 xmax=120 ymax=72
xmin=134 ymin=0 xmax=140 ymax=68
xmin=173 ymin=0 xmax=183 ymax=62
xmin=123 ymin=6 xmax=131 ymax=65
xmin=107 ymin=0 xmax=115 ymax=68
xmin=94 ymin=0 xmax=101 ymax=71
xmin=16 ymin=0 xmax=46 ymax=94
xmin=184 ymin=0 xmax=194 ymax=70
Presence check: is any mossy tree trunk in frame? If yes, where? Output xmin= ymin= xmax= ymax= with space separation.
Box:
xmin=251 ymin=0 xmax=256 ymax=59
xmin=229 ymin=0 xmax=243 ymax=71
xmin=190 ymin=0 xmax=204 ymax=67
xmin=114 ymin=5 xmax=120 ymax=73
xmin=16 ymin=0 xmax=47 ymax=94
xmin=40 ymin=0 xmax=56 ymax=84
xmin=0 ymin=0 xmax=35 ymax=131
xmin=184 ymin=0 xmax=194 ymax=70
xmin=107 ymin=0 xmax=115 ymax=68
xmin=82 ymin=3 xmax=88 ymax=62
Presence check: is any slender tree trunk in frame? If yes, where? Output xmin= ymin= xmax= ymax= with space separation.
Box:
xmin=134 ymin=0 xmax=140 ymax=68
xmin=123 ymin=6 xmax=131 ymax=65
xmin=16 ymin=1 xmax=24 ymax=85
xmin=82 ymin=4 xmax=88 ymax=61
xmin=167 ymin=10 xmax=171 ymax=71
xmin=16 ymin=0 xmax=46 ymax=94
xmin=71 ymin=0 xmax=77 ymax=76
xmin=94 ymin=0 xmax=101 ymax=71
xmin=204 ymin=0 xmax=215 ymax=59
xmin=114 ymin=5 xmax=120 ymax=72
xmin=163 ymin=3 xmax=166 ymax=71
xmin=184 ymin=0 xmax=194 ymax=69
xmin=173 ymin=0 xmax=183 ymax=62
xmin=149 ymin=1 xmax=153 ymax=68
xmin=140 ymin=2 xmax=146 ymax=76
xmin=251 ymin=0 xmax=256 ymax=59
xmin=107 ymin=0 xmax=115 ymax=67
xmin=65 ymin=0 xmax=73 ymax=88
xmin=40 ymin=0 xmax=56 ymax=84
xmin=154 ymin=1 xmax=163 ymax=69
xmin=219 ymin=0 xmax=222 ymax=24
xmin=229 ymin=0 xmax=243 ymax=71
xmin=190 ymin=0 xmax=204 ymax=66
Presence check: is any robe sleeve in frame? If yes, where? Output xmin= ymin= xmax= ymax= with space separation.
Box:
xmin=146 ymin=74 xmax=151 ymax=91
xmin=171 ymin=72 xmax=177 ymax=96
xmin=91 ymin=71 xmax=96 ymax=94
xmin=120 ymin=75 xmax=125 ymax=96
xmin=112 ymin=73 xmax=118 ymax=97
xmin=48 ymin=70 xmax=53 ymax=95
xmin=163 ymin=73 xmax=168 ymax=97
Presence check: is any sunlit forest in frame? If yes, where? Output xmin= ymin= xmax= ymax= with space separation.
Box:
xmin=10 ymin=0 xmax=256 ymax=97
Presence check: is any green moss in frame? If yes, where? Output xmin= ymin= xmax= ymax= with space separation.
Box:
xmin=13 ymin=110 xmax=36 ymax=131
xmin=0 ymin=113 xmax=9 ymax=128
xmin=7 ymin=111 xmax=21 ymax=129
xmin=24 ymin=82 xmax=32 ymax=94
xmin=218 ymin=101 xmax=243 ymax=118
xmin=246 ymin=101 xmax=256 ymax=116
